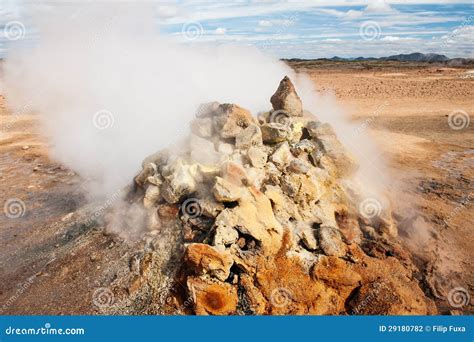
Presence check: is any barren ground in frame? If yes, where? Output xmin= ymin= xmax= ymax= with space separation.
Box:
xmin=0 ymin=61 xmax=472 ymax=314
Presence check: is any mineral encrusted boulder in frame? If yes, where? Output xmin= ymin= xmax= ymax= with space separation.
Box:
xmin=128 ymin=76 xmax=437 ymax=316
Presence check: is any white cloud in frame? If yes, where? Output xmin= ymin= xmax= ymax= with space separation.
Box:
xmin=324 ymin=38 xmax=343 ymax=42
xmin=345 ymin=10 xmax=364 ymax=19
xmin=215 ymin=27 xmax=227 ymax=35
xmin=258 ymin=19 xmax=294 ymax=27
xmin=258 ymin=20 xmax=273 ymax=27
xmin=381 ymin=35 xmax=400 ymax=41
xmin=365 ymin=0 xmax=396 ymax=13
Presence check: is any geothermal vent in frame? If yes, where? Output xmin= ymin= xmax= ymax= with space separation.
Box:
xmin=126 ymin=77 xmax=436 ymax=315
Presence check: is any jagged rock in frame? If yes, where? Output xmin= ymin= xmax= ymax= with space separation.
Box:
xmin=161 ymin=159 xmax=198 ymax=203
xmin=213 ymin=104 xmax=256 ymax=138
xmin=291 ymin=139 xmax=316 ymax=156
xmin=199 ymin=198 xmax=225 ymax=218
xmin=240 ymin=274 xmax=267 ymax=314
xmin=312 ymin=255 xmax=361 ymax=287
xmin=213 ymin=225 xmax=239 ymax=249
xmin=348 ymin=281 xmax=401 ymax=315
xmin=317 ymin=226 xmax=347 ymax=257
xmin=293 ymin=222 xmax=317 ymax=250
xmin=214 ymin=187 xmax=283 ymax=254
xmin=146 ymin=174 xmax=163 ymax=187
xmin=281 ymin=171 xmax=324 ymax=203
xmin=244 ymin=166 xmax=266 ymax=188
xmin=287 ymin=158 xmax=311 ymax=174
xmin=213 ymin=177 xmax=243 ymax=202
xmin=221 ymin=161 xmax=247 ymax=185
xmin=135 ymin=162 xmax=157 ymax=187
xmin=307 ymin=122 xmax=358 ymax=177
xmin=157 ymin=204 xmax=179 ymax=221
xmin=261 ymin=122 xmax=291 ymax=144
xmin=141 ymin=150 xmax=169 ymax=170
xmin=270 ymin=76 xmax=303 ymax=117
xmin=184 ymin=243 xmax=234 ymax=281
xmin=288 ymin=121 xmax=304 ymax=142
xmin=247 ymin=146 xmax=267 ymax=168
xmin=264 ymin=185 xmax=302 ymax=223
xmin=270 ymin=142 xmax=292 ymax=171
xmin=143 ymin=184 xmax=161 ymax=209
xmin=235 ymin=125 xmax=262 ymax=150
xmin=187 ymin=277 xmax=238 ymax=315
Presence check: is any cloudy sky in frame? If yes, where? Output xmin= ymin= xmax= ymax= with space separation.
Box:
xmin=1 ymin=0 xmax=473 ymax=59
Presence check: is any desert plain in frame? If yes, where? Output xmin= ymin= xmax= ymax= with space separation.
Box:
xmin=0 ymin=60 xmax=472 ymax=314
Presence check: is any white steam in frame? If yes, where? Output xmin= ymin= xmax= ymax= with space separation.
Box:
xmin=3 ymin=3 xmax=386 ymax=199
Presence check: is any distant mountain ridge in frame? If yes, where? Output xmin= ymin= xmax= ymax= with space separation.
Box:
xmin=286 ymin=52 xmax=471 ymax=64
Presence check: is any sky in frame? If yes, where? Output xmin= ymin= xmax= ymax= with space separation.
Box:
xmin=0 ymin=0 xmax=473 ymax=59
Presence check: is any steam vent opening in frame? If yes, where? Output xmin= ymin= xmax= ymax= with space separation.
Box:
xmin=118 ymin=76 xmax=437 ymax=315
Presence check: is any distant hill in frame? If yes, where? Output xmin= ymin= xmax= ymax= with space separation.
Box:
xmin=381 ymin=53 xmax=449 ymax=62
xmin=284 ymin=52 xmax=472 ymax=65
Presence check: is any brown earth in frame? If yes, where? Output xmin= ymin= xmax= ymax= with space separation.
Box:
xmin=0 ymin=61 xmax=472 ymax=314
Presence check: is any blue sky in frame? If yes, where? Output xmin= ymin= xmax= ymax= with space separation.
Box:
xmin=1 ymin=0 xmax=473 ymax=59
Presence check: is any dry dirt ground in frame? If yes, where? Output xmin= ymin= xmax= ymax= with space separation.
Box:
xmin=0 ymin=61 xmax=473 ymax=314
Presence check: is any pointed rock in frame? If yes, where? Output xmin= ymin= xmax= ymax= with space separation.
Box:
xmin=270 ymin=76 xmax=303 ymax=117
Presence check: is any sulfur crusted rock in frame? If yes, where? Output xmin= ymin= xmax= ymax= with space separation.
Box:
xmin=128 ymin=76 xmax=437 ymax=316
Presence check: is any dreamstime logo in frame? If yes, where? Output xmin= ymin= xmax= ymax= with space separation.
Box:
xmin=92 ymin=110 xmax=115 ymax=130
xmin=270 ymin=287 xmax=292 ymax=308
xmin=359 ymin=21 xmax=381 ymax=41
xmin=269 ymin=110 xmax=290 ymax=124
xmin=181 ymin=21 xmax=204 ymax=41
xmin=4 ymin=21 xmax=26 ymax=41
xmin=448 ymin=110 xmax=470 ymax=130
xmin=181 ymin=198 xmax=202 ymax=219
xmin=92 ymin=287 xmax=114 ymax=309
xmin=359 ymin=198 xmax=382 ymax=219
xmin=3 ymin=198 xmax=26 ymax=219
xmin=447 ymin=287 xmax=470 ymax=309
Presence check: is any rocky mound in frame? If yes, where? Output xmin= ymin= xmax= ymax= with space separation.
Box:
xmin=127 ymin=77 xmax=436 ymax=315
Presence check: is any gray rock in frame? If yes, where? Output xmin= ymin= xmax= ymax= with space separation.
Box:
xmin=270 ymin=76 xmax=303 ymax=117
xmin=213 ymin=104 xmax=256 ymax=138
xmin=235 ymin=124 xmax=263 ymax=150
xmin=199 ymin=198 xmax=225 ymax=218
xmin=294 ymin=222 xmax=318 ymax=251
xmin=287 ymin=158 xmax=310 ymax=174
xmin=143 ymin=184 xmax=161 ymax=208
xmin=213 ymin=177 xmax=243 ymax=202
xmin=213 ymin=225 xmax=239 ymax=248
xmin=270 ymin=142 xmax=292 ymax=171
xmin=261 ymin=122 xmax=291 ymax=144
xmin=135 ymin=162 xmax=157 ymax=187
xmin=307 ymin=122 xmax=358 ymax=177
xmin=160 ymin=159 xmax=197 ymax=204
xmin=291 ymin=139 xmax=316 ymax=156
xmin=317 ymin=226 xmax=347 ymax=257
xmin=247 ymin=146 xmax=267 ymax=168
